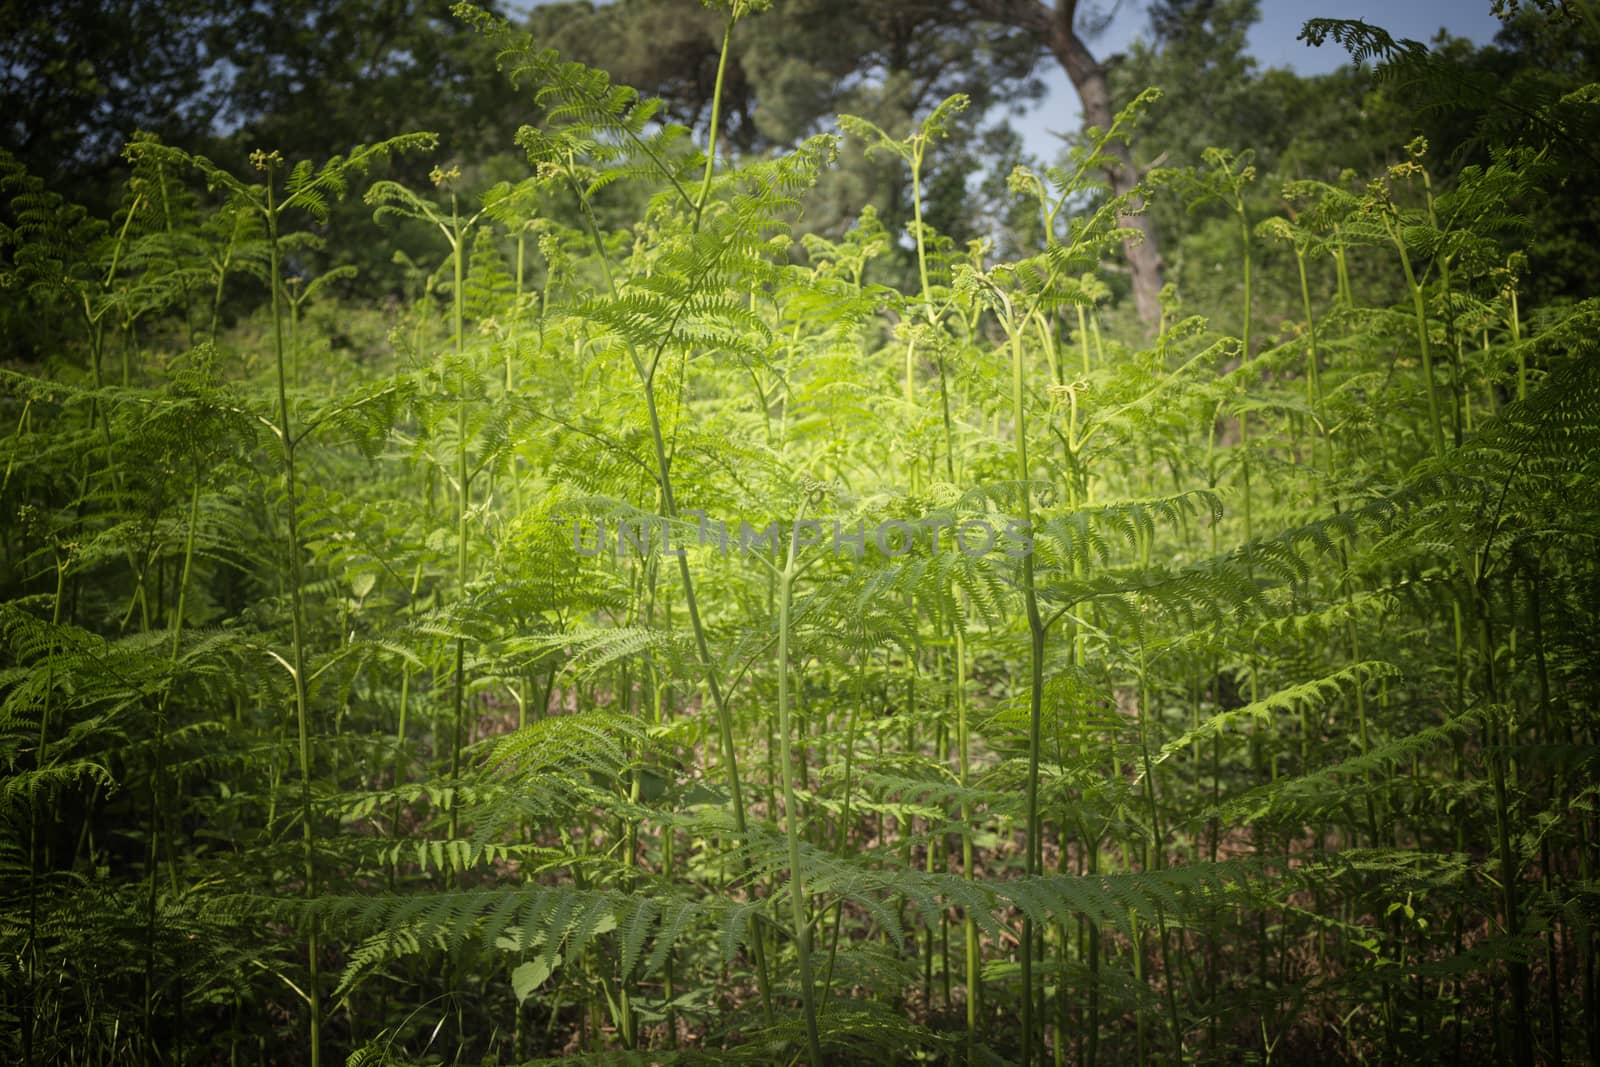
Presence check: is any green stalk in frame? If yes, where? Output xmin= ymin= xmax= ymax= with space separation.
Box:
xmin=620 ymin=657 xmax=640 ymax=1050
xmin=266 ymin=170 xmax=321 ymax=1067
xmin=1293 ymin=242 xmax=1327 ymax=487
xmin=777 ymin=539 xmax=824 ymax=1066
xmin=1332 ymin=223 xmax=1352 ymax=310
xmin=910 ymin=139 xmax=934 ymax=328
xmin=637 ymin=366 xmax=774 ymax=1020
xmin=510 ymin=228 xmax=524 ymax=396
xmin=154 ymin=164 xmax=195 ymax=350
xmin=911 ymin=131 xmax=980 ymax=1050
xmin=288 ymin=278 xmax=301 ymax=389
xmin=1087 ymin=838 xmax=1101 ymax=1067
xmin=562 ymin=5 xmax=776 ymax=1018
xmin=1476 ymin=580 xmax=1532 ymax=1066
xmin=23 ymin=553 xmax=68 ymax=1067
xmin=449 ymin=189 xmax=469 ymax=847
xmin=1134 ymin=617 xmax=1184 ymax=1065
xmin=1295 ymin=246 xmax=1321 ymax=410
xmin=693 ymin=14 xmax=734 ymax=230
xmin=207 ymin=215 xmax=239 ymax=341
xmin=1236 ymin=192 xmax=1252 ymax=361
xmin=1388 ymin=218 xmax=1445 ymax=458
xmin=924 ymin=728 xmax=939 ymax=1016
xmin=1343 ymin=599 xmax=1380 ymax=846
xmin=1508 ymin=281 xmax=1524 ymax=402
xmin=820 ymin=654 xmax=866 ymax=1010
xmin=1076 ymin=303 xmax=1092 ymax=375
xmin=143 ymin=472 xmax=202 ymax=1052
xmin=1000 ymin=295 xmax=1048 ymax=1067
xmin=0 ymin=397 xmax=30 ymax=499
xmin=938 ymin=717 xmax=951 ymax=1013
xmin=389 ymin=560 xmax=423 ymax=892
xmin=1419 ymin=167 xmax=1467 ymax=448
xmin=1527 ymin=561 xmax=1567 ymax=1065
xmin=506 ymin=225 xmax=529 ymax=521
xmin=956 ymin=619 xmax=980 ymax=1052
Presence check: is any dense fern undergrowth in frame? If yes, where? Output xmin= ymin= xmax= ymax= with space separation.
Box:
xmin=3 ymin=5 xmax=1598 ymax=1066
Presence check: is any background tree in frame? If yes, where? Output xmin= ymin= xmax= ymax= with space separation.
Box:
xmin=971 ymin=0 xmax=1168 ymax=324
xmin=526 ymin=0 xmax=1046 ymax=150
xmin=1109 ymin=0 xmax=1412 ymax=326
xmin=526 ymin=0 xmax=1050 ymax=285
xmin=1407 ymin=5 xmax=1600 ymax=305
xmin=1 ymin=0 xmax=224 ymax=186
xmin=1 ymin=1 xmax=519 ymax=203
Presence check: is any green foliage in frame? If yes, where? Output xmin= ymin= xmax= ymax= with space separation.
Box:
xmin=2 ymin=8 xmax=1598 ymax=1067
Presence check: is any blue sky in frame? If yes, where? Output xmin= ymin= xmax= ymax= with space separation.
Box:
xmin=1010 ymin=1 xmax=1506 ymax=158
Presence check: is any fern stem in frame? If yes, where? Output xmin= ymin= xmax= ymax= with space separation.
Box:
xmin=910 ymin=140 xmax=935 ymax=327
xmin=449 ymin=193 xmax=469 ymax=849
xmin=266 ymin=174 xmax=321 ymax=1067
xmin=1525 ymin=559 xmax=1567 ymax=1066
xmin=777 ymin=554 xmax=825 ymax=1066
xmin=1000 ymin=295 xmax=1048 ymax=1067
xmin=1135 ymin=620 xmax=1184 ymax=1065
xmin=821 ymin=654 xmax=866 ymax=1013
xmin=1332 ymin=223 xmax=1352 ymax=310
xmin=142 ymin=471 xmax=202 ymax=1055
xmin=1509 ymin=282 xmax=1524 ymax=402
xmin=955 ymin=618 xmax=981 ymax=1053
xmin=23 ymin=553 xmax=67 ymax=1067
xmin=1477 ymin=581 xmax=1533 ymax=1066
xmin=563 ymin=72 xmax=778 ymax=1022
xmin=1389 ymin=220 xmax=1445 ymax=458
xmin=693 ymin=15 xmax=734 ymax=229
xmin=1237 ymin=192 xmax=1252 ymax=362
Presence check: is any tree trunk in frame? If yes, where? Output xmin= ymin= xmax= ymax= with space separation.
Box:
xmin=985 ymin=0 xmax=1166 ymax=326
xmin=1045 ymin=12 xmax=1163 ymax=327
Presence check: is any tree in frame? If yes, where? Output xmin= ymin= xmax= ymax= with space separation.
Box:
xmin=527 ymin=0 xmax=1048 ymax=281
xmin=972 ymin=0 xmax=1167 ymax=324
xmin=1 ymin=1 xmax=519 ymax=199
xmin=1107 ymin=0 xmax=1405 ymax=322
xmin=531 ymin=0 xmax=1176 ymax=317
xmin=210 ymin=1 xmax=519 ymax=168
xmin=527 ymin=0 xmax=1045 ymax=151
xmin=1 ymin=0 xmax=223 ymax=184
